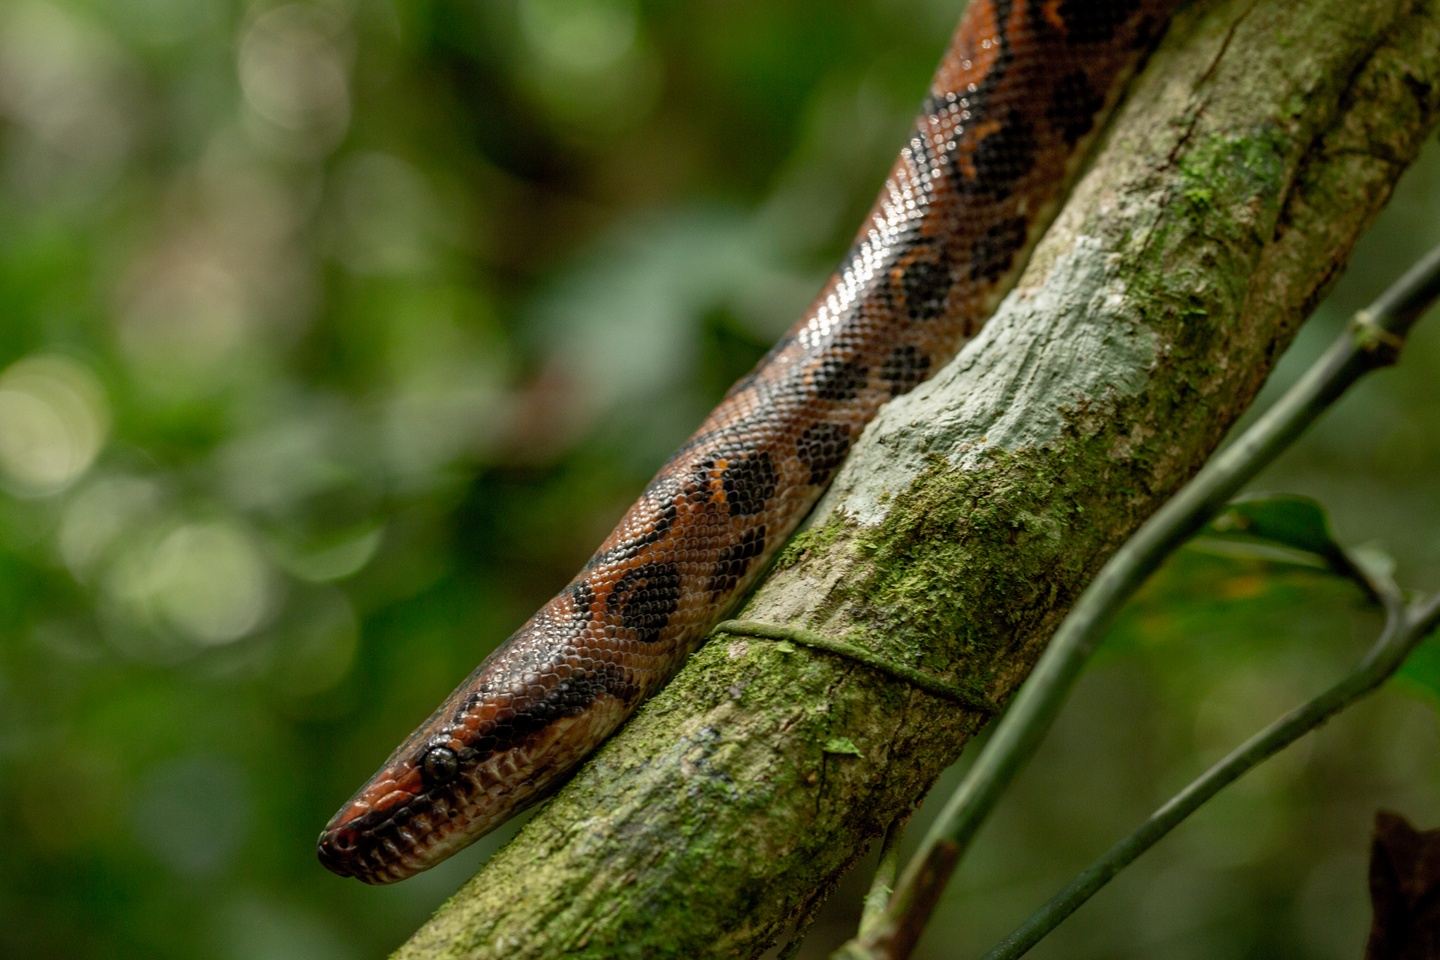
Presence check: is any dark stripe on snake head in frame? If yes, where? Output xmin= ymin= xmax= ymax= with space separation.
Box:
xmin=469 ymin=662 xmax=640 ymax=759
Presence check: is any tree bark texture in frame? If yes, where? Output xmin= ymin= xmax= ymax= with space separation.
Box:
xmin=393 ymin=0 xmax=1440 ymax=956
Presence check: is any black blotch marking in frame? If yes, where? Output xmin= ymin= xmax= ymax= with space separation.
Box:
xmin=796 ymin=422 xmax=852 ymax=485
xmin=880 ymin=345 xmax=933 ymax=397
xmin=809 ymin=355 xmax=870 ymax=402
xmin=968 ymin=215 xmax=1029 ymax=285
xmin=707 ymin=526 xmax=767 ymax=598
xmin=898 ymin=246 xmax=951 ymax=322
xmin=962 ymin=115 xmax=1038 ymax=200
xmin=686 ymin=456 xmax=717 ymax=507
xmin=719 ymin=451 xmax=779 ymax=517
xmin=1048 ymin=70 xmax=1105 ymax=146
xmin=1057 ymin=0 xmax=1140 ymax=44
xmin=607 ymin=561 xmax=681 ymax=644
xmin=1048 ymin=67 xmax=1100 ymax=143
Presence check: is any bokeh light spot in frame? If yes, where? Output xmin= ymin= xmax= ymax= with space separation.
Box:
xmin=518 ymin=0 xmax=638 ymax=74
xmin=0 ymin=1 xmax=136 ymax=184
xmin=149 ymin=521 xmax=276 ymax=646
xmin=0 ymin=354 xmax=110 ymax=496
xmin=119 ymin=256 xmax=253 ymax=382
xmin=515 ymin=0 xmax=659 ymax=137
xmin=101 ymin=519 xmax=278 ymax=653
xmin=238 ymin=4 xmax=352 ymax=152
xmin=59 ymin=474 xmax=163 ymax=578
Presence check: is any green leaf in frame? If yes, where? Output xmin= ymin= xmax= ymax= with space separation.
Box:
xmin=1101 ymin=545 xmax=1368 ymax=661
xmin=1202 ymin=494 xmax=1398 ymax=599
xmin=823 ymin=737 xmax=863 ymax=757
xmin=1206 ymin=494 xmax=1344 ymax=561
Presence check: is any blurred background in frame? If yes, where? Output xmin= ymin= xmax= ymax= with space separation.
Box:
xmin=0 ymin=1 xmax=1435 ymax=958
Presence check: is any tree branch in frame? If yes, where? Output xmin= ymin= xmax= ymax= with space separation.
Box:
xmin=392 ymin=0 xmax=1440 ymax=956
xmin=984 ymin=581 xmax=1440 ymax=960
xmin=877 ymin=244 xmax=1440 ymax=960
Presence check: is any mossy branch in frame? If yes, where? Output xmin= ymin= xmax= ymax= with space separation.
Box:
xmin=844 ymin=244 xmax=1440 ymax=960
xmin=392 ymin=1 xmax=1440 ymax=957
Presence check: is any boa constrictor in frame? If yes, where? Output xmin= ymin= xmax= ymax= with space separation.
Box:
xmin=320 ymin=0 xmax=1180 ymax=884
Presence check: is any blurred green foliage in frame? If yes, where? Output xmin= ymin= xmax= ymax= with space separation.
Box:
xmin=0 ymin=1 xmax=1436 ymax=958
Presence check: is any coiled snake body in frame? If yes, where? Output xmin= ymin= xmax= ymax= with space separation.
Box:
xmin=320 ymin=0 xmax=1179 ymax=884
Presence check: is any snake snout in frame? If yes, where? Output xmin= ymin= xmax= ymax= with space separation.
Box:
xmin=316 ymin=825 xmax=362 ymax=878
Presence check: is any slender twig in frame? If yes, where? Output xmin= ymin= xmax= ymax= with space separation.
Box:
xmin=716 ymin=620 xmax=999 ymax=712
xmin=835 ymin=246 xmax=1440 ymax=960
xmin=1413 ymin=591 xmax=1440 ymax=638
xmin=983 ymin=581 xmax=1439 ymax=959
xmin=860 ymin=823 xmax=905 ymax=939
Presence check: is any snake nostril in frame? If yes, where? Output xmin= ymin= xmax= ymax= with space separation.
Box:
xmin=318 ymin=826 xmax=362 ymax=876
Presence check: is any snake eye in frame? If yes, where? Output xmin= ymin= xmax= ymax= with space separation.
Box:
xmin=421 ymin=745 xmax=458 ymax=787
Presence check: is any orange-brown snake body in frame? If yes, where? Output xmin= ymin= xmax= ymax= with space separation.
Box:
xmin=320 ymin=0 xmax=1180 ymax=884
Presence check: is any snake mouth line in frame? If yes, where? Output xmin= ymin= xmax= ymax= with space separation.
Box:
xmin=319 ymin=694 xmax=636 ymax=882
xmin=318 ymin=0 xmax=1181 ymax=884
xmin=318 ymin=779 xmax=496 ymax=884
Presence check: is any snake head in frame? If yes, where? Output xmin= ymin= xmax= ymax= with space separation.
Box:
xmin=317 ymin=736 xmax=484 ymax=884
xmin=318 ymin=598 xmax=651 ymax=883
xmin=317 ymin=657 xmax=636 ymax=882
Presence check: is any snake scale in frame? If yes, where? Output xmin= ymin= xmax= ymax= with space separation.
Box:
xmin=319 ymin=0 xmax=1181 ymax=884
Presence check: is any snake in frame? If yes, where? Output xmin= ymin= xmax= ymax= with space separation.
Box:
xmin=318 ymin=0 xmax=1181 ymax=884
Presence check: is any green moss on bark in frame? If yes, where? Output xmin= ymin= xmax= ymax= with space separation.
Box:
xmin=392 ymin=1 xmax=1440 ymax=957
